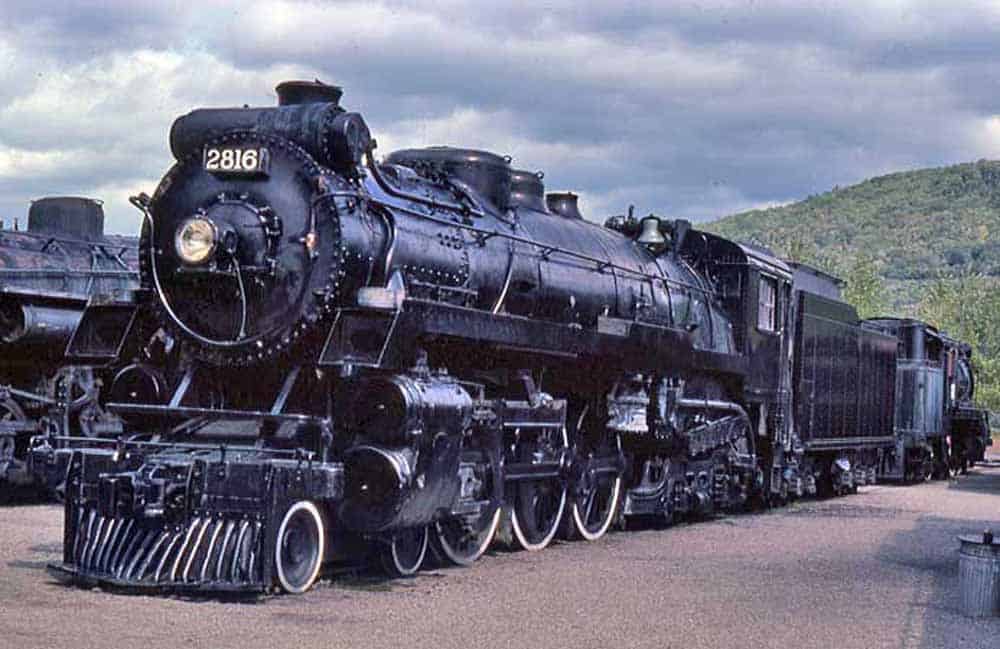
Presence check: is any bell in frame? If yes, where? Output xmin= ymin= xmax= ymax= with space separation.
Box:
xmin=637 ymin=216 xmax=666 ymax=249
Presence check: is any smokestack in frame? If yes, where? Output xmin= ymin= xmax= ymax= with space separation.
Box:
xmin=275 ymin=79 xmax=343 ymax=106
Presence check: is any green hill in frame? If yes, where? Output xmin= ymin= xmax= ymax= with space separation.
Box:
xmin=706 ymin=159 xmax=1000 ymax=311
xmin=705 ymin=159 xmax=1000 ymax=412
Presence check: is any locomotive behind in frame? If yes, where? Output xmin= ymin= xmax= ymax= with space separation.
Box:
xmin=0 ymin=197 xmax=137 ymax=489
xmin=942 ymin=334 xmax=992 ymax=470
xmin=36 ymin=81 xmax=981 ymax=594
xmin=864 ymin=318 xmax=991 ymax=480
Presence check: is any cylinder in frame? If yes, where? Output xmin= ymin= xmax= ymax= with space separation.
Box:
xmin=336 ymin=374 xmax=471 ymax=532
xmin=340 ymin=445 xmax=414 ymax=531
xmin=339 ymin=436 xmax=462 ymax=532
xmin=0 ymin=302 xmax=83 ymax=348
xmin=958 ymin=534 xmax=1000 ymax=617
xmin=338 ymin=374 xmax=473 ymax=443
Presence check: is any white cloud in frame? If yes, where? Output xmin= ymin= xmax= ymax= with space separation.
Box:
xmin=0 ymin=147 xmax=79 ymax=177
xmin=974 ymin=115 xmax=1000 ymax=159
xmin=1 ymin=1 xmax=998 ymax=233
xmin=0 ymin=44 xmax=323 ymax=231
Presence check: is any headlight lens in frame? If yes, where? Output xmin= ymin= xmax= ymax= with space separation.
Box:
xmin=174 ymin=218 xmax=216 ymax=264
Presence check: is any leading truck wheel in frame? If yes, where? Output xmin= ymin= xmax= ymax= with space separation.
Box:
xmin=275 ymin=501 xmax=325 ymax=594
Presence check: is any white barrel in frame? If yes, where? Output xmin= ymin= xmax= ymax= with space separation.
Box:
xmin=958 ymin=534 xmax=1000 ymax=617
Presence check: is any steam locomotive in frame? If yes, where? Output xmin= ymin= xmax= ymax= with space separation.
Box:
xmin=0 ymin=197 xmax=137 ymax=488
xmin=35 ymin=81 xmax=987 ymax=594
xmin=863 ymin=318 xmax=991 ymax=481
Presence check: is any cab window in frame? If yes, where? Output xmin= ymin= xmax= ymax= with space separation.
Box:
xmin=758 ymin=276 xmax=778 ymax=332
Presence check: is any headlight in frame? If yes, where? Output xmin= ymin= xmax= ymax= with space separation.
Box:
xmin=174 ymin=218 xmax=216 ymax=264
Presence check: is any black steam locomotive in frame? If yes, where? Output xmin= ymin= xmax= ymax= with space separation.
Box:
xmin=864 ymin=318 xmax=991 ymax=481
xmin=941 ymin=334 xmax=992 ymax=469
xmin=0 ymin=197 xmax=137 ymax=488
xmin=36 ymin=81 xmax=985 ymax=594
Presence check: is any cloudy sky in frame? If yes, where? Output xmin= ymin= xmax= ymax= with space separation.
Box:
xmin=1 ymin=1 xmax=998 ymax=234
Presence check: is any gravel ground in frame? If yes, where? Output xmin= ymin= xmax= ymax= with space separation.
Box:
xmin=2 ymin=461 xmax=999 ymax=649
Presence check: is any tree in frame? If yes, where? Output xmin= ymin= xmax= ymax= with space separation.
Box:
xmin=916 ymin=273 xmax=1000 ymax=413
xmin=841 ymin=254 xmax=887 ymax=319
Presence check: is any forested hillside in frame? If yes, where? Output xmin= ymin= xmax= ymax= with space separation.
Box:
xmin=709 ymin=159 xmax=1000 ymax=290
xmin=705 ymin=159 xmax=1000 ymax=412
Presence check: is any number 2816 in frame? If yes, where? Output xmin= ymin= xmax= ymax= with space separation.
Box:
xmin=204 ymin=147 xmax=269 ymax=175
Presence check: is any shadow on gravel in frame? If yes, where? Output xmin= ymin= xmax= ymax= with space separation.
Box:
xmin=323 ymin=570 xmax=431 ymax=593
xmin=876 ymin=513 xmax=1000 ymax=649
xmin=44 ymin=577 xmax=271 ymax=604
xmin=944 ymin=467 xmax=1000 ymax=496
xmin=7 ymin=559 xmax=50 ymax=571
xmin=321 ymin=558 xmax=455 ymax=594
xmin=6 ymin=542 xmax=60 ymax=573
xmin=0 ymin=485 xmax=54 ymax=507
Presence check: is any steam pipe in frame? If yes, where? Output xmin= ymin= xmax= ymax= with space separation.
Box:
xmin=366 ymin=149 xmax=487 ymax=218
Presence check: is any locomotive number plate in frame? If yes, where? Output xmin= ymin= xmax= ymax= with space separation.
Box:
xmin=203 ymin=146 xmax=270 ymax=176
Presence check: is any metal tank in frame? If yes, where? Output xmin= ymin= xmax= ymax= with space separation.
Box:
xmin=958 ymin=531 xmax=1000 ymax=617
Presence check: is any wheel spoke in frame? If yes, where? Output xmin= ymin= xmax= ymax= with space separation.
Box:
xmin=583 ymin=488 xmax=597 ymax=525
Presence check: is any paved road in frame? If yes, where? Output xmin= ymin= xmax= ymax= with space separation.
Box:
xmin=2 ymin=465 xmax=999 ymax=649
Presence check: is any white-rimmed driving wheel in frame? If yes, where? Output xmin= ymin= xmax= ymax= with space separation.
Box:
xmin=275 ymin=500 xmax=325 ymax=594
xmin=570 ymin=473 xmax=622 ymax=541
xmin=433 ymin=440 xmax=502 ymax=566
xmin=567 ymin=404 xmax=623 ymax=541
xmin=508 ymin=425 xmax=569 ymax=552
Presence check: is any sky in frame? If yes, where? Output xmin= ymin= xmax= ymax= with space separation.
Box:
xmin=1 ymin=1 xmax=998 ymax=234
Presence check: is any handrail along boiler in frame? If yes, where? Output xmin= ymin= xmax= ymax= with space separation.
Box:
xmin=41 ymin=81 xmax=920 ymax=593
